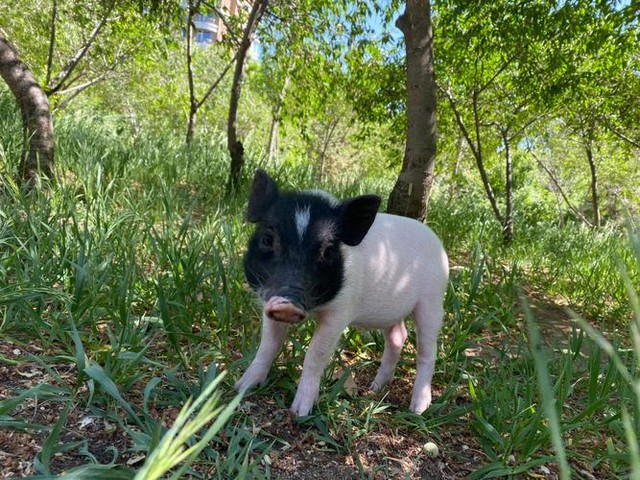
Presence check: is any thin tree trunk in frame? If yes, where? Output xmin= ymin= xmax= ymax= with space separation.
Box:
xmin=267 ymin=117 xmax=279 ymax=163
xmin=318 ymin=116 xmax=339 ymax=181
xmin=530 ymin=149 xmax=592 ymax=227
xmin=226 ymin=0 xmax=269 ymax=193
xmin=47 ymin=2 xmax=114 ymax=95
xmin=471 ymin=90 xmax=504 ymax=226
xmin=387 ymin=0 xmax=437 ymax=220
xmin=186 ymin=0 xmax=198 ymax=145
xmin=585 ymin=142 xmax=601 ymax=227
xmin=267 ymin=74 xmax=289 ymax=164
xmin=500 ymin=127 xmax=513 ymax=243
xmin=0 ymin=31 xmax=54 ymax=183
xmin=444 ymin=88 xmax=504 ymax=225
xmin=447 ymin=135 xmax=465 ymax=204
xmin=45 ymin=0 xmax=57 ymax=87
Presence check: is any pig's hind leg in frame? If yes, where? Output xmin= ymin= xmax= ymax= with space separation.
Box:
xmin=235 ymin=315 xmax=289 ymax=393
xmin=370 ymin=320 xmax=407 ymax=391
xmin=409 ymin=298 xmax=444 ymax=414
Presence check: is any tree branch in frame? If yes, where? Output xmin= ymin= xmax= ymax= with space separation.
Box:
xmin=48 ymin=1 xmax=115 ymax=95
xmin=606 ymin=123 xmax=640 ymax=149
xmin=45 ymin=0 xmax=57 ymax=87
xmin=440 ymin=84 xmax=481 ymax=160
xmin=53 ymin=51 xmax=129 ymax=111
xmin=529 ymin=148 xmax=593 ymax=227
xmin=54 ymin=74 xmax=109 ymax=111
xmin=477 ymin=54 xmax=517 ymax=96
xmin=441 ymin=83 xmax=503 ymax=224
xmin=197 ymin=52 xmax=237 ymax=109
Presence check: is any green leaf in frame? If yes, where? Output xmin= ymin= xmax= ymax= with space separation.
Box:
xmin=84 ymin=362 xmax=143 ymax=427
xmin=35 ymin=403 xmax=72 ymax=476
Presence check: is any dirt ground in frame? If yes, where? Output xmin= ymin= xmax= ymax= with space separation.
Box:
xmin=0 ymin=295 xmax=580 ymax=479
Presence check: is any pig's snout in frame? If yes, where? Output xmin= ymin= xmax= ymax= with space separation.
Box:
xmin=265 ymin=296 xmax=307 ymax=324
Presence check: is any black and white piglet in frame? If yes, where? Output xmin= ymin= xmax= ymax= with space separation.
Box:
xmin=235 ymin=169 xmax=449 ymax=416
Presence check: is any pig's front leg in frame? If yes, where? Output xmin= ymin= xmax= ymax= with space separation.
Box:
xmin=290 ymin=317 xmax=345 ymax=416
xmin=235 ymin=314 xmax=289 ymax=393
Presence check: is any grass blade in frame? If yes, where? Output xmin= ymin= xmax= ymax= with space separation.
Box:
xmin=84 ymin=362 xmax=143 ymax=427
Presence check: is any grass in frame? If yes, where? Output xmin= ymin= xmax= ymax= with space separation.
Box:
xmin=1 ymin=96 xmax=639 ymax=478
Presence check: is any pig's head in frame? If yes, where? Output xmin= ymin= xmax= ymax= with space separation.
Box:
xmin=244 ymin=169 xmax=381 ymax=324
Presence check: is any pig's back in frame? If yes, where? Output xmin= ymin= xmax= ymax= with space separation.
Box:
xmin=342 ymin=213 xmax=449 ymax=327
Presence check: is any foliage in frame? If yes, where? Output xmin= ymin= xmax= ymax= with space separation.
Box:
xmin=0 ymin=0 xmax=180 ymax=108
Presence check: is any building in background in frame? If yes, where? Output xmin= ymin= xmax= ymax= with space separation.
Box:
xmin=190 ymin=0 xmax=242 ymax=45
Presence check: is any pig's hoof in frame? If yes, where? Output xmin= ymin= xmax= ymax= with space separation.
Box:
xmin=370 ymin=373 xmax=392 ymax=392
xmin=370 ymin=380 xmax=384 ymax=392
xmin=290 ymin=390 xmax=318 ymax=417
xmin=235 ymin=369 xmax=268 ymax=393
xmin=290 ymin=402 xmax=313 ymax=417
xmin=409 ymin=392 xmax=432 ymax=415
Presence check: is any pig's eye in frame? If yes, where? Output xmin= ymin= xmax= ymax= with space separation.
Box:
xmin=318 ymin=243 xmax=338 ymax=263
xmin=259 ymin=231 xmax=275 ymax=252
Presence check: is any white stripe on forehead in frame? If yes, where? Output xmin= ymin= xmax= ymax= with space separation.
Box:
xmin=294 ymin=204 xmax=311 ymax=242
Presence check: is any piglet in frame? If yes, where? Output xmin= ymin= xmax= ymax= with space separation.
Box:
xmin=235 ymin=169 xmax=449 ymax=416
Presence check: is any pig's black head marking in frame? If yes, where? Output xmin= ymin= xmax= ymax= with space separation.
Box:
xmin=244 ymin=169 xmax=381 ymax=313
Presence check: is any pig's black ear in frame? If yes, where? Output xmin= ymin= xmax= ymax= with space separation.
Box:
xmin=339 ymin=195 xmax=381 ymax=246
xmin=247 ymin=169 xmax=279 ymax=222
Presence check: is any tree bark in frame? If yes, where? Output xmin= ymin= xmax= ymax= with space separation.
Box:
xmin=267 ymin=74 xmax=289 ymax=164
xmin=585 ymin=142 xmax=601 ymax=227
xmin=499 ymin=127 xmax=514 ymax=244
xmin=0 ymin=31 xmax=54 ymax=183
xmin=226 ymin=0 xmax=269 ymax=193
xmin=387 ymin=0 xmax=437 ymax=220
xmin=186 ymin=0 xmax=198 ymax=145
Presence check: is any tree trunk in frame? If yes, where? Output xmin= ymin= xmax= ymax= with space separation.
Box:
xmin=185 ymin=0 xmax=197 ymax=145
xmin=500 ymin=127 xmax=514 ymax=244
xmin=226 ymin=0 xmax=269 ymax=193
xmin=445 ymin=88 xmax=504 ymax=226
xmin=0 ymin=31 xmax=54 ymax=183
xmin=446 ymin=135 xmax=465 ymax=204
xmin=585 ymin=142 xmax=601 ymax=227
xmin=267 ymin=74 xmax=289 ymax=164
xmin=318 ymin=116 xmax=339 ymax=181
xmin=530 ymin=149 xmax=592 ymax=227
xmin=267 ymin=116 xmax=279 ymax=163
xmin=387 ymin=0 xmax=437 ymax=220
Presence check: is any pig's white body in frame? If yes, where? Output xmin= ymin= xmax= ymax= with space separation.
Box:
xmin=236 ymin=212 xmax=449 ymax=416
xmin=326 ymin=213 xmax=448 ymax=327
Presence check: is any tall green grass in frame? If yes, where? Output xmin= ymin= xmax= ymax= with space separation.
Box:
xmin=1 ymin=95 xmax=638 ymax=478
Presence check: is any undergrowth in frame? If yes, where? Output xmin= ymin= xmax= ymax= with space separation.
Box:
xmin=0 ymin=100 xmax=638 ymax=478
